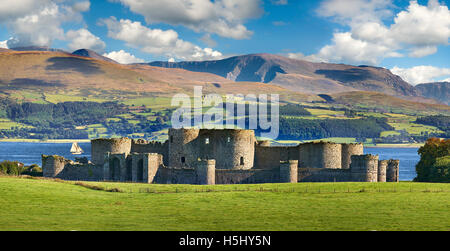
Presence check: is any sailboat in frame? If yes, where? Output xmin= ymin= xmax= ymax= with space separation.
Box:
xmin=70 ymin=142 xmax=84 ymax=155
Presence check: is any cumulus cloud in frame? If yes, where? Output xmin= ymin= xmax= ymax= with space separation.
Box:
xmin=286 ymin=52 xmax=324 ymax=63
xmin=0 ymin=0 xmax=92 ymax=48
xmin=113 ymin=0 xmax=263 ymax=39
xmin=317 ymin=32 xmax=399 ymax=65
xmin=317 ymin=0 xmax=393 ymax=25
xmin=100 ymin=17 xmax=223 ymax=61
xmin=66 ymin=29 xmax=105 ymax=52
xmin=0 ymin=0 xmax=47 ymax=22
xmin=72 ymin=1 xmax=91 ymax=12
xmin=103 ymin=50 xmax=145 ymax=64
xmin=292 ymin=0 xmax=450 ymax=65
xmin=390 ymin=0 xmax=450 ymax=47
xmin=0 ymin=40 xmax=8 ymax=49
xmin=391 ymin=66 xmax=450 ymax=85
xmin=271 ymin=0 xmax=288 ymax=5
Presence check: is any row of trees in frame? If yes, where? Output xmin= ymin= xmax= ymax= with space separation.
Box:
xmin=6 ymin=101 xmax=127 ymax=128
xmin=277 ymin=117 xmax=393 ymax=140
xmin=415 ymin=115 xmax=450 ymax=136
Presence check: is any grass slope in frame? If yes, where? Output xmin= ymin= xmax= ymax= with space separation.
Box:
xmin=0 ymin=177 xmax=449 ymax=231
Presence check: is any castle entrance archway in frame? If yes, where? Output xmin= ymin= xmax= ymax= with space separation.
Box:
xmin=126 ymin=158 xmax=132 ymax=181
xmin=110 ymin=157 xmax=120 ymax=181
xmin=137 ymin=159 xmax=144 ymax=182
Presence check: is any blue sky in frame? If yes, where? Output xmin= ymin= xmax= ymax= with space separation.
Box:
xmin=0 ymin=0 xmax=449 ymax=84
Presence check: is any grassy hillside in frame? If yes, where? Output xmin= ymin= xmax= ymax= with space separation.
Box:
xmin=0 ymin=176 xmax=449 ymax=231
xmin=0 ymin=50 xmax=448 ymax=142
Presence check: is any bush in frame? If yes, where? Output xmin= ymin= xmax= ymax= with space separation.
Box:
xmin=414 ymin=138 xmax=450 ymax=182
xmin=0 ymin=160 xmax=25 ymax=176
xmin=22 ymin=164 xmax=43 ymax=177
xmin=429 ymin=156 xmax=450 ymax=182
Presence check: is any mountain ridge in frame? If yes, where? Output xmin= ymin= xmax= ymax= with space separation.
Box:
xmin=415 ymin=82 xmax=450 ymax=105
xmin=71 ymin=49 xmax=118 ymax=64
xmin=148 ymin=53 xmax=420 ymax=99
xmin=0 ymin=49 xmax=448 ymax=115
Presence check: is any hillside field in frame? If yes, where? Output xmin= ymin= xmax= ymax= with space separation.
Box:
xmin=0 ymin=176 xmax=449 ymax=231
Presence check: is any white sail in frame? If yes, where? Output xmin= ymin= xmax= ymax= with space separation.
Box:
xmin=70 ymin=142 xmax=84 ymax=154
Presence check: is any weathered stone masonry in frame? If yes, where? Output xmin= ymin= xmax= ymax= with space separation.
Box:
xmin=42 ymin=129 xmax=400 ymax=184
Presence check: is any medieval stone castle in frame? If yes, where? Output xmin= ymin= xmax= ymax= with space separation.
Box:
xmin=42 ymin=128 xmax=400 ymax=184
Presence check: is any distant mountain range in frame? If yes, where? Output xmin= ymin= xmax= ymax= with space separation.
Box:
xmin=149 ymin=53 xmax=424 ymax=100
xmin=415 ymin=82 xmax=450 ymax=105
xmin=0 ymin=48 xmax=448 ymax=115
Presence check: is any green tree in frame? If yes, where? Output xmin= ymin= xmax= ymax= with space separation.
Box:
xmin=414 ymin=138 xmax=450 ymax=182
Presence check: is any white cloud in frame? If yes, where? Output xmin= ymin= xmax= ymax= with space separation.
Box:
xmin=286 ymin=52 xmax=324 ymax=63
xmin=0 ymin=40 xmax=8 ymax=49
xmin=0 ymin=0 xmax=48 ymax=22
xmin=114 ymin=0 xmax=263 ymax=39
xmin=100 ymin=17 xmax=223 ymax=61
xmin=408 ymin=46 xmax=437 ymax=58
xmin=295 ymin=0 xmax=450 ymax=65
xmin=1 ymin=0 xmax=91 ymax=48
xmin=72 ymin=1 xmax=91 ymax=12
xmin=391 ymin=65 xmax=450 ymax=85
xmin=6 ymin=3 xmax=65 ymax=48
xmin=390 ymin=0 xmax=450 ymax=47
xmin=317 ymin=0 xmax=393 ymax=25
xmin=66 ymin=29 xmax=106 ymax=52
xmin=271 ymin=0 xmax=288 ymax=5
xmin=103 ymin=50 xmax=145 ymax=64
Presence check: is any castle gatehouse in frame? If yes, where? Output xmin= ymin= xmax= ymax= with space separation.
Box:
xmin=42 ymin=129 xmax=400 ymax=184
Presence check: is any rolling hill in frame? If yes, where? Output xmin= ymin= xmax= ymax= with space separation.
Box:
xmin=149 ymin=53 xmax=420 ymax=99
xmin=71 ymin=49 xmax=118 ymax=64
xmin=0 ymin=49 xmax=448 ymax=116
xmin=0 ymin=50 xmax=297 ymax=100
xmin=0 ymin=48 xmax=449 ymax=141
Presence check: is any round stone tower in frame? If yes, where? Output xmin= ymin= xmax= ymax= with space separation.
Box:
xmin=168 ymin=128 xmax=256 ymax=170
xmin=168 ymin=128 xmax=200 ymax=168
xmin=196 ymin=159 xmax=216 ymax=185
xmin=322 ymin=142 xmax=342 ymax=169
xmin=299 ymin=142 xmax=342 ymax=169
xmin=387 ymin=159 xmax=400 ymax=182
xmin=42 ymin=155 xmax=67 ymax=177
xmin=91 ymin=138 xmax=132 ymax=166
xmin=208 ymin=129 xmax=256 ymax=170
xmin=350 ymin=154 xmax=379 ymax=182
xmin=280 ymin=160 xmax=298 ymax=183
xmin=214 ymin=130 xmax=256 ymax=170
xmin=341 ymin=143 xmax=364 ymax=169
xmin=378 ymin=160 xmax=388 ymax=182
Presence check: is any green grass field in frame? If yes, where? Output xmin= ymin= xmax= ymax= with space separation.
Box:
xmin=0 ymin=176 xmax=449 ymax=231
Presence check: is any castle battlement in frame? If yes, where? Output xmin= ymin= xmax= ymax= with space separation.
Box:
xmin=42 ymin=129 xmax=399 ymax=184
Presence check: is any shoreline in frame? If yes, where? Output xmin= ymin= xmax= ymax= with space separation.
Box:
xmin=364 ymin=144 xmax=423 ymax=148
xmin=0 ymin=139 xmax=424 ymax=148
xmin=0 ymin=139 xmax=91 ymax=143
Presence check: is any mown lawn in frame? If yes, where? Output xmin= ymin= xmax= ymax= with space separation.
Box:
xmin=0 ymin=177 xmax=449 ymax=231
